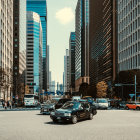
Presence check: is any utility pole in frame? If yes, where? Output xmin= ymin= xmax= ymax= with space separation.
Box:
xmin=135 ymin=75 xmax=136 ymax=103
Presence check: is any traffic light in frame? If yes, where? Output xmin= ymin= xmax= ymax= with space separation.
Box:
xmin=30 ymin=83 xmax=36 ymax=86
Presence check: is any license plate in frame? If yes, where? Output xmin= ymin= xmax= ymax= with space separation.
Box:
xmin=57 ymin=117 xmax=61 ymax=120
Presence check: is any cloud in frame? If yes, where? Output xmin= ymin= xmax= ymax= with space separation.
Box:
xmin=55 ymin=7 xmax=74 ymax=25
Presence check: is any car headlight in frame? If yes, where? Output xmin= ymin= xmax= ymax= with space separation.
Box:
xmin=64 ymin=113 xmax=71 ymax=116
xmin=50 ymin=112 xmax=55 ymax=116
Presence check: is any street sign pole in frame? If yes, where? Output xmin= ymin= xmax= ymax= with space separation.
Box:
xmin=135 ymin=75 xmax=136 ymax=103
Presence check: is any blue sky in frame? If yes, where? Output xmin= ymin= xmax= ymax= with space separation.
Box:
xmin=47 ymin=0 xmax=78 ymax=84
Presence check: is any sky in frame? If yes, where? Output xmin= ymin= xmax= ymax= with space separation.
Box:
xmin=47 ymin=0 xmax=78 ymax=84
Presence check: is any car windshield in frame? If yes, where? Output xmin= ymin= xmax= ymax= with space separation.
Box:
xmin=24 ymin=95 xmax=34 ymax=98
xmin=98 ymin=99 xmax=107 ymax=103
xmin=61 ymin=102 xmax=80 ymax=110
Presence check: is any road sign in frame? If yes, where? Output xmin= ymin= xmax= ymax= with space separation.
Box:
xmin=115 ymin=84 xmax=122 ymax=86
xmin=129 ymin=94 xmax=135 ymax=98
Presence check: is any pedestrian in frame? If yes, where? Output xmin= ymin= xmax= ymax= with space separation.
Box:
xmin=9 ymin=101 xmax=12 ymax=109
xmin=4 ymin=101 xmax=7 ymax=110
xmin=2 ymin=101 xmax=4 ymax=108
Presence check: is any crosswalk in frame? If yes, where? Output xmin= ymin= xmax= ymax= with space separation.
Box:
xmin=0 ymin=107 xmax=41 ymax=111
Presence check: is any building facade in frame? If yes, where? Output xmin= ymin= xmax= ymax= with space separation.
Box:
xmin=64 ymin=49 xmax=70 ymax=92
xmin=27 ymin=0 xmax=48 ymax=91
xmin=69 ymin=32 xmax=76 ymax=92
xmin=0 ymin=0 xmax=13 ymax=101
xmin=89 ymin=0 xmax=117 ymax=90
xmin=13 ymin=0 xmax=26 ymax=100
xmin=118 ymin=0 xmax=140 ymax=71
xmin=75 ymin=0 xmax=89 ymax=92
xmin=26 ymin=11 xmax=43 ymax=95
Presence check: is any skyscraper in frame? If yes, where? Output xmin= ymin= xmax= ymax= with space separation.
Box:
xmin=13 ymin=0 xmax=27 ymax=100
xmin=75 ymin=0 xmax=89 ymax=92
xmin=0 ymin=0 xmax=13 ymax=101
xmin=118 ymin=0 xmax=140 ymax=71
xmin=69 ymin=32 xmax=76 ymax=92
xmin=64 ymin=49 xmax=70 ymax=92
xmin=89 ymin=0 xmax=117 ymax=90
xmin=47 ymin=45 xmax=49 ymax=91
xmin=26 ymin=11 xmax=43 ymax=95
xmin=27 ymin=0 xmax=48 ymax=91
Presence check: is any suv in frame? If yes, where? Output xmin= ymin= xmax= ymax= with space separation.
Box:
xmin=55 ymin=98 xmax=72 ymax=109
xmin=50 ymin=101 xmax=94 ymax=124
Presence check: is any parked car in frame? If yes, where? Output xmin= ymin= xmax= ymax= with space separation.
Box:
xmin=116 ymin=101 xmax=128 ymax=109
xmin=50 ymin=101 xmax=94 ymax=124
xmin=72 ymin=96 xmax=81 ymax=101
xmin=55 ymin=98 xmax=72 ymax=109
xmin=95 ymin=98 xmax=109 ymax=109
xmin=40 ymin=100 xmax=56 ymax=114
xmin=82 ymin=96 xmax=94 ymax=105
xmin=125 ymin=102 xmax=140 ymax=110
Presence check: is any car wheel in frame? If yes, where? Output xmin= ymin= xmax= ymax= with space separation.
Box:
xmin=53 ymin=119 xmax=58 ymax=123
xmin=136 ymin=107 xmax=140 ymax=110
xmin=93 ymin=110 xmax=97 ymax=115
xmin=126 ymin=106 xmax=129 ymax=110
xmin=89 ymin=113 xmax=93 ymax=120
xmin=72 ymin=115 xmax=78 ymax=124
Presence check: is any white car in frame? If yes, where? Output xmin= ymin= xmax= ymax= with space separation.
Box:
xmin=72 ymin=96 xmax=81 ymax=101
xmin=95 ymin=98 xmax=109 ymax=109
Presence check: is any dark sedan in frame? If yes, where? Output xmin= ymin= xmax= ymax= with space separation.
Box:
xmin=50 ymin=101 xmax=94 ymax=124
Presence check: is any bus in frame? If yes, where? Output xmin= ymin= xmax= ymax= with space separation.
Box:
xmin=24 ymin=94 xmax=39 ymax=107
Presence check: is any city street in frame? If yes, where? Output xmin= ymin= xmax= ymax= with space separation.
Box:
xmin=0 ymin=110 xmax=140 ymax=140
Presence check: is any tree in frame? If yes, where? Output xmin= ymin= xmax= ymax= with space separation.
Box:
xmin=0 ymin=67 xmax=13 ymax=101
xmin=96 ymin=81 xmax=108 ymax=98
xmin=25 ymin=85 xmax=30 ymax=94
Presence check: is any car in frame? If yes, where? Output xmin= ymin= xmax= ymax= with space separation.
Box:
xmin=50 ymin=101 xmax=94 ymax=124
xmin=125 ymin=102 xmax=140 ymax=110
xmin=72 ymin=96 xmax=81 ymax=101
xmin=95 ymin=98 xmax=109 ymax=109
xmin=79 ymin=99 xmax=97 ymax=115
xmin=40 ymin=100 xmax=56 ymax=114
xmin=55 ymin=98 xmax=72 ymax=109
xmin=82 ymin=96 xmax=94 ymax=105
xmin=116 ymin=101 xmax=128 ymax=109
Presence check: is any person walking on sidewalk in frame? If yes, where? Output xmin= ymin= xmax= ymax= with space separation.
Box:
xmin=4 ymin=101 xmax=7 ymax=110
xmin=9 ymin=101 xmax=12 ymax=109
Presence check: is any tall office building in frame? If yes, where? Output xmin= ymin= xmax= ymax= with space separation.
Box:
xmin=47 ymin=45 xmax=49 ymax=90
xmin=0 ymin=0 xmax=13 ymax=100
xmin=51 ymin=81 xmax=55 ymax=93
xmin=13 ymin=0 xmax=26 ymax=99
xmin=26 ymin=11 xmax=43 ymax=95
xmin=89 ymin=0 xmax=117 ymax=89
xmin=49 ymin=71 xmax=51 ymax=91
xmin=64 ymin=49 xmax=70 ymax=92
xmin=118 ymin=0 xmax=140 ymax=71
xmin=75 ymin=0 xmax=89 ymax=92
xmin=69 ymin=32 xmax=76 ymax=92
xmin=27 ymin=0 xmax=48 ymax=91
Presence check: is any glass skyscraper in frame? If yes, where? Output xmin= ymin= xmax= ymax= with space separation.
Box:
xmin=27 ymin=0 xmax=47 ymax=91
xmin=26 ymin=11 xmax=43 ymax=95
xmin=75 ymin=0 xmax=89 ymax=91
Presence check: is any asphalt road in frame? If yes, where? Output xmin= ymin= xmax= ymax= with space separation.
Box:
xmin=0 ymin=110 xmax=140 ymax=140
